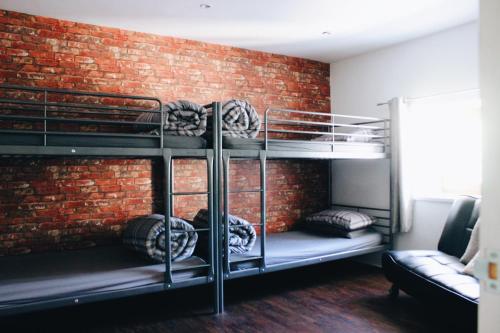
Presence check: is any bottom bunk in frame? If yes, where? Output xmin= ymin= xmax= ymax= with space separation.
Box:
xmin=0 ymin=245 xmax=209 ymax=314
xmin=227 ymin=229 xmax=386 ymax=277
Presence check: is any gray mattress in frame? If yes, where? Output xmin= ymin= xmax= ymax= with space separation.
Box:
xmin=223 ymin=137 xmax=384 ymax=153
xmin=230 ymin=230 xmax=383 ymax=270
xmin=0 ymin=133 xmax=207 ymax=149
xmin=0 ymin=246 xmax=207 ymax=307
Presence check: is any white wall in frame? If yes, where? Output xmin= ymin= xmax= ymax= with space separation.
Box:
xmin=479 ymin=0 xmax=500 ymax=331
xmin=330 ymin=22 xmax=479 ymax=251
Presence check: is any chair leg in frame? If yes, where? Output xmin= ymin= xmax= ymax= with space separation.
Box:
xmin=389 ymin=284 xmax=399 ymax=299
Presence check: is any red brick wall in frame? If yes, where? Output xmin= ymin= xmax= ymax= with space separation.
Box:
xmin=0 ymin=10 xmax=330 ymax=255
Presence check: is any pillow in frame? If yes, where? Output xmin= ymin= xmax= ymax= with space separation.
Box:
xmin=304 ymin=222 xmax=372 ymax=238
xmin=312 ymin=129 xmax=375 ymax=143
xmin=305 ymin=209 xmax=376 ymax=231
xmin=463 ymin=251 xmax=479 ymax=276
xmin=460 ymin=219 xmax=480 ymax=264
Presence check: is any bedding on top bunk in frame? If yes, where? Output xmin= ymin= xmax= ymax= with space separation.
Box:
xmin=220 ymin=100 xmax=260 ymax=138
xmin=137 ymin=100 xmax=208 ymax=137
xmin=0 ymin=130 xmax=207 ymax=149
xmin=123 ymin=214 xmax=198 ymax=262
xmin=193 ymin=209 xmax=256 ymax=254
xmin=313 ymin=128 xmax=377 ymax=143
xmin=230 ymin=230 xmax=383 ymax=269
xmin=222 ymin=136 xmax=384 ymax=153
xmin=0 ymin=246 xmax=206 ymax=306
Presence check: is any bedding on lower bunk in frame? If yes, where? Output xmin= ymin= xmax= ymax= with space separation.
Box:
xmin=0 ymin=246 xmax=206 ymax=306
xmin=193 ymin=209 xmax=256 ymax=254
xmin=123 ymin=214 xmax=198 ymax=262
xmin=230 ymin=230 xmax=383 ymax=269
xmin=303 ymin=209 xmax=377 ymax=238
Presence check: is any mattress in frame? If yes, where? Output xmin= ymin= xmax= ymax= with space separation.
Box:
xmin=230 ymin=230 xmax=383 ymax=270
xmin=0 ymin=133 xmax=207 ymax=149
xmin=0 ymin=246 xmax=207 ymax=307
xmin=223 ymin=137 xmax=384 ymax=153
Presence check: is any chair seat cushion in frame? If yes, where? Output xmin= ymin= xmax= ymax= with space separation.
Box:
xmin=382 ymin=250 xmax=479 ymax=303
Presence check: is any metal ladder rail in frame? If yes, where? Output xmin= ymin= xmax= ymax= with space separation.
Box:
xmin=163 ymin=151 xmax=214 ymax=284
xmin=161 ymin=104 xmax=219 ymax=313
xmin=214 ymin=101 xmax=224 ymax=314
xmin=221 ymin=149 xmax=267 ymax=277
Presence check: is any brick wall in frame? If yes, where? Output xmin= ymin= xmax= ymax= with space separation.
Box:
xmin=0 ymin=10 xmax=330 ymax=255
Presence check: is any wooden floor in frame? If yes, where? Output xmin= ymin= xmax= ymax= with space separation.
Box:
xmin=1 ymin=260 xmax=475 ymax=333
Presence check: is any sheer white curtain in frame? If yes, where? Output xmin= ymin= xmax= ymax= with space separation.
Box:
xmin=389 ymin=91 xmax=482 ymax=233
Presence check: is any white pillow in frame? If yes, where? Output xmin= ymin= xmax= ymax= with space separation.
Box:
xmin=463 ymin=251 xmax=479 ymax=276
xmin=460 ymin=219 xmax=480 ymax=264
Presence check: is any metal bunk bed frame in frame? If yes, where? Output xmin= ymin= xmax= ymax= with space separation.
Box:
xmin=0 ymin=84 xmax=396 ymax=316
xmin=215 ymin=106 xmax=396 ymax=313
xmin=0 ymin=85 xmax=221 ymax=316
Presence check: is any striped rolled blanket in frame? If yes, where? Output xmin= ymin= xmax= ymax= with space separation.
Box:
xmin=123 ymin=214 xmax=198 ymax=262
xmin=221 ymin=99 xmax=260 ymax=138
xmin=136 ymin=100 xmax=207 ymax=136
xmin=193 ymin=209 xmax=256 ymax=254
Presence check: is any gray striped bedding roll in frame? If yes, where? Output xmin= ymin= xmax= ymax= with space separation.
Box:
xmin=221 ymin=99 xmax=260 ymax=138
xmin=193 ymin=209 xmax=256 ymax=254
xmin=123 ymin=214 xmax=198 ymax=262
xmin=136 ymin=100 xmax=207 ymax=136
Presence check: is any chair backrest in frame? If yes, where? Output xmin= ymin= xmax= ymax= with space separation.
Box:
xmin=438 ymin=196 xmax=481 ymax=258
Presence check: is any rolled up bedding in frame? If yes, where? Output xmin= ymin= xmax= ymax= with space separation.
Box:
xmin=221 ymin=99 xmax=260 ymax=138
xmin=136 ymin=100 xmax=207 ymax=136
xmin=193 ymin=209 xmax=256 ymax=253
xmin=123 ymin=214 xmax=198 ymax=262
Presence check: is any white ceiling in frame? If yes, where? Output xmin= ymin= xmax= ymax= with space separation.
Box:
xmin=1 ymin=0 xmax=478 ymax=63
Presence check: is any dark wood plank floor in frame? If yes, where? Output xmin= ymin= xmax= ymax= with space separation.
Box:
xmin=1 ymin=260 xmax=474 ymax=333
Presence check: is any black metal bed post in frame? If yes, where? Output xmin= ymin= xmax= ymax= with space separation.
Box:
xmin=223 ymin=152 xmax=231 ymax=275
xmin=259 ymin=150 xmax=267 ymax=271
xmin=163 ymin=149 xmax=173 ymax=286
xmin=213 ymin=101 xmax=224 ymax=314
xmin=206 ymin=149 xmax=216 ymax=311
xmin=388 ymin=117 xmax=396 ymax=250
xmin=264 ymin=108 xmax=269 ymax=150
xmin=43 ymin=90 xmax=47 ymax=146
xmin=159 ymin=99 xmax=164 ymax=149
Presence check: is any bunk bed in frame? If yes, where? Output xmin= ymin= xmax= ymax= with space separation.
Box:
xmin=0 ymin=85 xmax=395 ymax=316
xmin=215 ymin=106 xmax=395 ymax=311
xmin=0 ymin=85 xmax=219 ymax=316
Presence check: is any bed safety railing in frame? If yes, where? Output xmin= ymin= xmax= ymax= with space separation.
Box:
xmin=264 ymin=108 xmax=390 ymax=153
xmin=0 ymin=85 xmax=163 ymax=147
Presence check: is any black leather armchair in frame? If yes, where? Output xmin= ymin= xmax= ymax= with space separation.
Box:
xmin=382 ymin=196 xmax=480 ymax=326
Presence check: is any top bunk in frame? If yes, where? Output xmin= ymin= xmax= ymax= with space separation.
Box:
xmin=220 ymin=107 xmax=391 ymax=160
xmin=0 ymin=84 xmax=390 ymax=160
xmin=0 ymin=85 xmax=213 ymax=158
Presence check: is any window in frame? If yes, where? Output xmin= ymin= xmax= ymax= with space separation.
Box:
xmin=403 ymin=91 xmax=481 ymax=198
